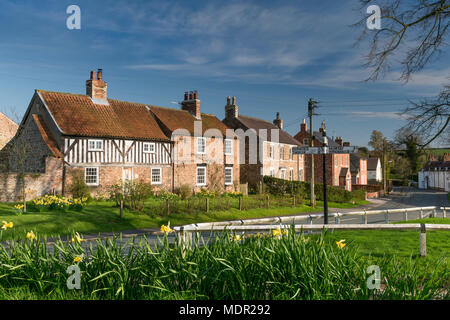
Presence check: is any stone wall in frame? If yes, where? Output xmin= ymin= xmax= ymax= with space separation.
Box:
xmin=0 ymin=156 xmax=63 ymax=202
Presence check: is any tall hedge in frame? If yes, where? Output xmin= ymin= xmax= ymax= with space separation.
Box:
xmin=262 ymin=176 xmax=365 ymax=203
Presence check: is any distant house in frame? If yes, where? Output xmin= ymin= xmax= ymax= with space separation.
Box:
xmin=222 ymin=97 xmax=303 ymax=189
xmin=367 ymin=158 xmax=382 ymax=183
xmin=350 ymin=154 xmax=368 ymax=185
xmin=0 ymin=113 xmax=18 ymax=150
xmin=294 ymin=120 xmax=352 ymax=191
xmin=418 ymin=159 xmax=450 ymax=191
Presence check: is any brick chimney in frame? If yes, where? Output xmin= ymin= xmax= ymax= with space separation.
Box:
xmin=335 ymin=137 xmax=343 ymax=146
xmin=300 ymin=118 xmax=307 ymax=133
xmin=225 ymin=96 xmax=239 ymax=119
xmin=86 ymin=69 xmax=107 ymax=101
xmin=343 ymin=142 xmax=350 ymax=146
xmin=273 ymin=112 xmax=283 ymax=129
xmin=181 ymin=90 xmax=201 ymax=118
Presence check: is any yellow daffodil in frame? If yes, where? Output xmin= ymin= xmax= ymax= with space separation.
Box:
xmin=71 ymin=232 xmax=84 ymax=243
xmin=26 ymin=231 xmax=36 ymax=241
xmin=160 ymin=223 xmax=173 ymax=234
xmin=231 ymin=234 xmax=242 ymax=242
xmin=272 ymin=228 xmax=282 ymax=237
xmin=316 ymin=239 xmax=325 ymax=247
xmin=73 ymin=256 xmax=82 ymax=263
xmin=1 ymin=221 xmax=13 ymax=230
xmin=336 ymin=239 xmax=346 ymax=249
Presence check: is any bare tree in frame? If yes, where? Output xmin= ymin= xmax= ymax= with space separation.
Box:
xmin=356 ymin=0 xmax=449 ymax=147
xmin=402 ymin=85 xmax=449 ymax=146
xmin=356 ymin=0 xmax=450 ymax=82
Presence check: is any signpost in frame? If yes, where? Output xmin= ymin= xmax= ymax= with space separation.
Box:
xmin=293 ymin=143 xmax=359 ymax=224
xmin=293 ymin=146 xmax=358 ymax=154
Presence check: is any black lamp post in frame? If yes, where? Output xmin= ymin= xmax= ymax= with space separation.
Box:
xmin=321 ymin=121 xmax=329 ymax=224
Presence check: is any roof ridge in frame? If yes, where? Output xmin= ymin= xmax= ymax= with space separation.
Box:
xmin=238 ymin=114 xmax=274 ymax=125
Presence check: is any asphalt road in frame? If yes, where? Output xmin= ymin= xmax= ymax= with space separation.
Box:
xmin=3 ymin=187 xmax=448 ymax=253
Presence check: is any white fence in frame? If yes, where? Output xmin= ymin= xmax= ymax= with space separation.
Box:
xmin=173 ymin=206 xmax=450 ymax=257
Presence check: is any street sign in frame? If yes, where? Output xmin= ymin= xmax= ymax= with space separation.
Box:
xmin=291 ymin=146 xmax=321 ymax=154
xmin=292 ymin=145 xmax=359 ymax=155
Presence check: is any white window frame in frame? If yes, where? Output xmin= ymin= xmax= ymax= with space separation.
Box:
xmin=197 ymin=137 xmax=206 ymax=155
xmin=88 ymin=140 xmax=103 ymax=151
xmin=143 ymin=142 xmax=156 ymax=154
xmin=280 ymin=146 xmax=285 ymax=160
xmin=224 ymin=167 xmax=233 ymax=185
xmin=151 ymin=167 xmax=162 ymax=185
xmin=196 ymin=166 xmax=207 ymax=186
xmin=280 ymin=168 xmax=287 ymax=180
xmin=269 ymin=167 xmax=275 ymax=177
xmin=269 ymin=144 xmax=274 ymax=160
xmin=289 ymin=168 xmax=294 ymax=181
xmin=85 ymin=167 xmax=99 ymax=186
xmin=224 ymin=139 xmax=233 ymax=156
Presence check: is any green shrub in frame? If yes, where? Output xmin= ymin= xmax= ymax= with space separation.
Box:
xmin=108 ymin=180 xmax=153 ymax=211
xmin=175 ymin=184 xmax=193 ymax=200
xmin=69 ymin=169 xmax=91 ymax=200
xmin=263 ymin=176 xmax=353 ymax=203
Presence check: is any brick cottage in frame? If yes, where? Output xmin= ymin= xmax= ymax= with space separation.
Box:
xmin=0 ymin=69 xmax=239 ymax=201
xmin=222 ymin=96 xmax=304 ymax=189
xmin=294 ymin=120 xmax=352 ymax=191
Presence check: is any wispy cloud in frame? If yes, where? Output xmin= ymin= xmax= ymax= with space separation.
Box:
xmin=348 ymin=111 xmax=412 ymax=120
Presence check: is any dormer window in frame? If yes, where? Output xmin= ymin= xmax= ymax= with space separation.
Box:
xmin=88 ymin=140 xmax=103 ymax=151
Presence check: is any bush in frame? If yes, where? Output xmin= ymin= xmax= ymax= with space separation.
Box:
xmin=350 ymin=189 xmax=366 ymax=201
xmin=175 ymin=184 xmax=193 ymax=200
xmin=108 ymin=180 xmax=153 ymax=212
xmin=69 ymin=170 xmax=91 ymax=200
xmin=263 ymin=176 xmax=353 ymax=203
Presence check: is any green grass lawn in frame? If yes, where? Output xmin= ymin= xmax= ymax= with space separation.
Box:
xmin=0 ymin=199 xmax=367 ymax=240
xmin=322 ymin=218 xmax=450 ymax=262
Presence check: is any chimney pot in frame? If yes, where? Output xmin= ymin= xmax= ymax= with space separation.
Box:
xmin=225 ymin=95 xmax=238 ymax=119
xmin=273 ymin=112 xmax=283 ymax=129
xmin=181 ymin=90 xmax=201 ymax=118
xmin=300 ymin=118 xmax=307 ymax=133
xmin=86 ymin=69 xmax=107 ymax=101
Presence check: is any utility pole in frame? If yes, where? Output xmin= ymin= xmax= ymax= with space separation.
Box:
xmin=321 ymin=121 xmax=329 ymax=224
xmin=383 ymin=139 xmax=387 ymax=195
xmin=308 ymin=98 xmax=318 ymax=208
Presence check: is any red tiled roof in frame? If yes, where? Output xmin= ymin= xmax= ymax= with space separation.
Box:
xmin=32 ymin=114 xmax=63 ymax=158
xmin=149 ymin=106 xmax=232 ymax=137
xmin=37 ymin=90 xmax=171 ymax=142
xmin=235 ymin=115 xmax=301 ymax=146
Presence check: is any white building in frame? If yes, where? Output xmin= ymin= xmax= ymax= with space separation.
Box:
xmin=367 ymin=158 xmax=382 ymax=183
xmin=418 ymin=161 xmax=450 ymax=192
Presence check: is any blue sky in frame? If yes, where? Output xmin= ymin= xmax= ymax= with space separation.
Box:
xmin=0 ymin=0 xmax=448 ymax=147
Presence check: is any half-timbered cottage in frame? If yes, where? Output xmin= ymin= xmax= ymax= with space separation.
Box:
xmin=1 ymin=69 xmax=174 ymax=200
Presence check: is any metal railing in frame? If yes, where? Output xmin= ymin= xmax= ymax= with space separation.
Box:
xmin=173 ymin=206 xmax=450 ymax=257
